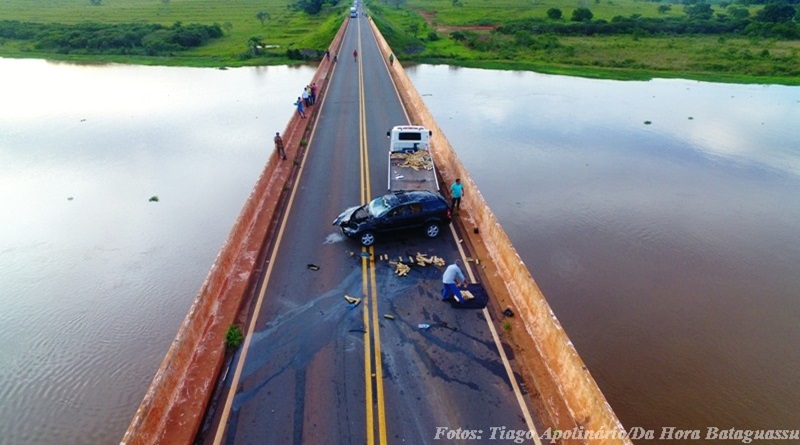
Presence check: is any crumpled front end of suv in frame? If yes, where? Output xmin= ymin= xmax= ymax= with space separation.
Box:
xmin=332 ymin=205 xmax=371 ymax=239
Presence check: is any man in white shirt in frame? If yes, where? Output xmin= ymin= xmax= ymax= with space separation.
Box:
xmin=442 ymin=259 xmax=467 ymax=303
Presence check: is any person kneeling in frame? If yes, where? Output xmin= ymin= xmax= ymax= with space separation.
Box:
xmin=441 ymin=259 xmax=467 ymax=303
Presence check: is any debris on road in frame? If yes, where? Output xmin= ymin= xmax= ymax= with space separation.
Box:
xmin=415 ymin=252 xmax=445 ymax=267
xmin=389 ymin=261 xmax=411 ymax=276
xmin=383 ymin=314 xmax=395 ymax=320
xmin=344 ymin=295 xmax=362 ymax=307
xmin=418 ymin=323 xmax=431 ymax=330
xmin=307 ymin=263 xmax=320 ymax=271
xmin=503 ymin=308 xmax=515 ymax=317
xmin=388 ymin=252 xmax=447 ymax=277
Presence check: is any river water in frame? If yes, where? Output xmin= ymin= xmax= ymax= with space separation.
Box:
xmin=0 ymin=58 xmax=315 ymax=444
xmin=407 ymin=65 xmax=800 ymax=439
xmin=1 ymin=58 xmax=798 ymax=443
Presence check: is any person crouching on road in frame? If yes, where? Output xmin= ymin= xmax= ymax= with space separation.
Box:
xmin=442 ymin=259 xmax=467 ymax=303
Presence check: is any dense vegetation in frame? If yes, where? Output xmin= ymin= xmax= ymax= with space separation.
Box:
xmin=0 ymin=0 xmax=342 ymax=66
xmin=0 ymin=20 xmax=222 ymax=55
xmin=492 ymin=3 xmax=799 ymax=39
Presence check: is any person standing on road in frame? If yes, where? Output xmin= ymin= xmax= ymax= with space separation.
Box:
xmin=274 ymin=132 xmax=286 ymax=160
xmin=450 ymin=178 xmax=464 ymax=211
xmin=353 ymin=49 xmax=358 ymax=61
xmin=442 ymin=259 xmax=467 ymax=303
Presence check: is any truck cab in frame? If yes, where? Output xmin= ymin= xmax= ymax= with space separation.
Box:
xmin=388 ymin=125 xmax=432 ymax=154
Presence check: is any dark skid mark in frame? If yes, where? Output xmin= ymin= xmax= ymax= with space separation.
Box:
xmin=293 ymin=368 xmax=306 ymax=445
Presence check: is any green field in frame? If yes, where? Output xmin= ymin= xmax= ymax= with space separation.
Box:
xmin=0 ymin=0 xmax=798 ymax=83
xmin=369 ymin=0 xmax=800 ymax=84
xmin=0 ymin=0 xmax=343 ymax=66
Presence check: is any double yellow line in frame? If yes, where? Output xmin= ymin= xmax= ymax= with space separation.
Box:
xmin=356 ymin=22 xmax=388 ymax=445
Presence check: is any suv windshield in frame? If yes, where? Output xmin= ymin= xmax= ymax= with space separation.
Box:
xmin=367 ymin=196 xmax=391 ymax=217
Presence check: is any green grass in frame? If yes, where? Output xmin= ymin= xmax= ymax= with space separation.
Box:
xmin=225 ymin=324 xmax=244 ymax=349
xmin=0 ymin=0 xmax=344 ymax=66
xmin=369 ymin=0 xmax=800 ymax=84
xmin=409 ymin=0 xmax=680 ymax=26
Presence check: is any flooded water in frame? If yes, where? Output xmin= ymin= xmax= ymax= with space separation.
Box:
xmin=407 ymin=65 xmax=800 ymax=437
xmin=2 ymin=58 xmax=798 ymax=444
xmin=0 ymin=58 xmax=315 ymax=445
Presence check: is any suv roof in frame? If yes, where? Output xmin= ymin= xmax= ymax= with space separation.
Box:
xmin=386 ymin=190 xmax=443 ymax=206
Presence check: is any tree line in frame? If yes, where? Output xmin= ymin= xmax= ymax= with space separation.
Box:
xmin=495 ymin=1 xmax=799 ymax=40
xmin=0 ymin=20 xmax=223 ymax=55
xmin=293 ymin=0 xmax=342 ymax=15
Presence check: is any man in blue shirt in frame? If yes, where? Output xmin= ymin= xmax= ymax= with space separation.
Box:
xmin=442 ymin=259 xmax=467 ymax=303
xmin=450 ymin=178 xmax=463 ymax=211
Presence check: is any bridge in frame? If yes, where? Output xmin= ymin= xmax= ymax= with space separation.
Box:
xmin=122 ymin=10 xmax=628 ymax=445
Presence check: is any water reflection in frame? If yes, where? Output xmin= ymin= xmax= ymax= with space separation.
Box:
xmin=0 ymin=58 xmax=316 ymax=445
xmin=407 ymin=65 xmax=800 ymax=433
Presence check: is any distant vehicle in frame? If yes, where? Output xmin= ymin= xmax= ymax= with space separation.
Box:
xmin=333 ymin=190 xmax=451 ymax=246
xmin=387 ymin=125 xmax=439 ymax=192
xmin=350 ymin=7 xmax=357 ymax=17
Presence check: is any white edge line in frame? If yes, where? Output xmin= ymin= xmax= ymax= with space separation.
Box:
xmin=449 ymin=224 xmax=542 ymax=445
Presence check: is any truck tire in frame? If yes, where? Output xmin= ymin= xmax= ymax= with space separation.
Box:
xmin=360 ymin=231 xmax=376 ymax=246
xmin=424 ymin=222 xmax=441 ymax=238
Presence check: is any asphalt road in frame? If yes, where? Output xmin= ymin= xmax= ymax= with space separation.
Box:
xmin=205 ymin=13 xmax=540 ymax=445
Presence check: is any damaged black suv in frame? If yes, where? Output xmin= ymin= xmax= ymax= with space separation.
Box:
xmin=333 ymin=190 xmax=451 ymax=246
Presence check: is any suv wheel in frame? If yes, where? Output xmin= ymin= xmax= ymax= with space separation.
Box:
xmin=359 ymin=231 xmax=376 ymax=246
xmin=424 ymin=222 xmax=441 ymax=238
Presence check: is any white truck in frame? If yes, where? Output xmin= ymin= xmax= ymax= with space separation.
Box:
xmin=387 ymin=125 xmax=440 ymax=192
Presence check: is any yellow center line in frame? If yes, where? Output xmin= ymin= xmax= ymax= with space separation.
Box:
xmin=361 ymin=252 xmax=374 ymax=445
xmin=357 ymin=18 xmax=387 ymax=445
xmin=369 ymin=247 xmax=388 ymax=445
xmin=356 ymin=19 xmax=375 ymax=445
